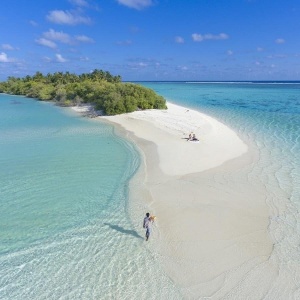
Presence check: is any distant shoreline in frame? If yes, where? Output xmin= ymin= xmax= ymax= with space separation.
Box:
xmin=129 ymin=80 xmax=300 ymax=84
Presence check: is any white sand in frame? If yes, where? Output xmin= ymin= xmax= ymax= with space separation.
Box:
xmin=71 ymin=104 xmax=94 ymax=113
xmin=104 ymin=103 xmax=248 ymax=176
xmin=100 ymin=103 xmax=273 ymax=298
xmin=71 ymin=104 xmax=103 ymax=117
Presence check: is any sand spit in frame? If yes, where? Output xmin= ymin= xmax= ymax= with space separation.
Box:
xmin=80 ymin=102 xmax=274 ymax=298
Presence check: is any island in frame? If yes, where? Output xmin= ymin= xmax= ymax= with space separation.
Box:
xmin=0 ymin=70 xmax=167 ymax=115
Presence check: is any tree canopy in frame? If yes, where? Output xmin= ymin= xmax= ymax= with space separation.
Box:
xmin=0 ymin=70 xmax=167 ymax=115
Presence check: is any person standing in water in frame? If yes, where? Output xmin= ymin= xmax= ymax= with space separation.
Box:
xmin=143 ymin=213 xmax=153 ymax=241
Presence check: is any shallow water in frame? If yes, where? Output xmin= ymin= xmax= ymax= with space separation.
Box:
xmin=0 ymin=95 xmax=182 ymax=299
xmin=1 ymin=80 xmax=299 ymax=299
xmin=141 ymin=81 xmax=300 ymax=298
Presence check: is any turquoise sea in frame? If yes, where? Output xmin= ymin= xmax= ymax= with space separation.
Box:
xmin=0 ymin=81 xmax=299 ymax=299
xmin=141 ymin=81 xmax=300 ymax=298
xmin=0 ymin=94 xmax=180 ymax=299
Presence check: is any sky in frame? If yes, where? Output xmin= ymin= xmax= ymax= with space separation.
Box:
xmin=0 ymin=0 xmax=300 ymax=81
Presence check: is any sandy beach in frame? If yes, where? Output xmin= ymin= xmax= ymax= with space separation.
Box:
xmin=74 ymin=102 xmax=274 ymax=298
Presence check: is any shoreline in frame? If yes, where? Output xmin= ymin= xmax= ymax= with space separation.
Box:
xmin=102 ymin=102 xmax=249 ymax=176
xmin=72 ymin=102 xmax=273 ymax=298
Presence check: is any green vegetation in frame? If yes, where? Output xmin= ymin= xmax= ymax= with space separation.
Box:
xmin=0 ymin=70 xmax=167 ymax=115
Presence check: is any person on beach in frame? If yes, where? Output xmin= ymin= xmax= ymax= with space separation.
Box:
xmin=192 ymin=133 xmax=199 ymax=141
xmin=143 ymin=213 xmax=154 ymax=241
xmin=187 ymin=132 xmax=199 ymax=141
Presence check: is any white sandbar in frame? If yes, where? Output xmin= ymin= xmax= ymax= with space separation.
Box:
xmin=101 ymin=102 xmax=273 ymax=298
xmin=103 ymin=103 xmax=247 ymax=176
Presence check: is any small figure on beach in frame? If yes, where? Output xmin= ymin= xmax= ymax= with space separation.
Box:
xmin=192 ymin=133 xmax=199 ymax=141
xmin=143 ymin=212 xmax=155 ymax=241
xmin=187 ymin=132 xmax=199 ymax=142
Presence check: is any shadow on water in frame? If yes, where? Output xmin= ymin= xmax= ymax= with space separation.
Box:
xmin=104 ymin=223 xmax=143 ymax=239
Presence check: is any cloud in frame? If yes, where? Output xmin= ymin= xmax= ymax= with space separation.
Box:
xmin=80 ymin=56 xmax=89 ymax=61
xmin=56 ymin=54 xmax=68 ymax=62
xmin=1 ymin=44 xmax=15 ymax=50
xmin=191 ymin=34 xmax=203 ymax=42
xmin=69 ymin=0 xmax=89 ymax=7
xmin=29 ymin=20 xmax=38 ymax=26
xmin=0 ymin=52 xmax=12 ymax=62
xmin=46 ymin=10 xmax=91 ymax=25
xmin=227 ymin=50 xmax=233 ymax=55
xmin=192 ymin=33 xmax=229 ymax=42
xmin=43 ymin=29 xmax=71 ymax=44
xmin=127 ymin=61 xmax=149 ymax=69
xmin=275 ymin=38 xmax=285 ymax=44
xmin=116 ymin=39 xmax=132 ymax=46
xmin=175 ymin=36 xmax=184 ymax=44
xmin=44 ymin=56 xmax=52 ymax=62
xmin=116 ymin=0 xmax=153 ymax=10
xmin=257 ymin=47 xmax=264 ymax=52
xmin=35 ymin=38 xmax=57 ymax=49
xmin=138 ymin=62 xmax=147 ymax=67
xmin=75 ymin=35 xmax=95 ymax=43
xmin=39 ymin=30 xmax=94 ymax=45
xmin=179 ymin=66 xmax=188 ymax=71
xmin=267 ymin=54 xmax=287 ymax=59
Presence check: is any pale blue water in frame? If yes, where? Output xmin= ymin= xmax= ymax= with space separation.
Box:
xmin=141 ymin=81 xmax=300 ymax=297
xmin=1 ymin=81 xmax=300 ymax=299
xmin=141 ymin=81 xmax=300 ymax=205
xmin=0 ymin=94 xmax=181 ymax=299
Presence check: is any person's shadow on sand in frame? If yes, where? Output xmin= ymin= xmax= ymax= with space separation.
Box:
xmin=104 ymin=223 xmax=143 ymax=239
